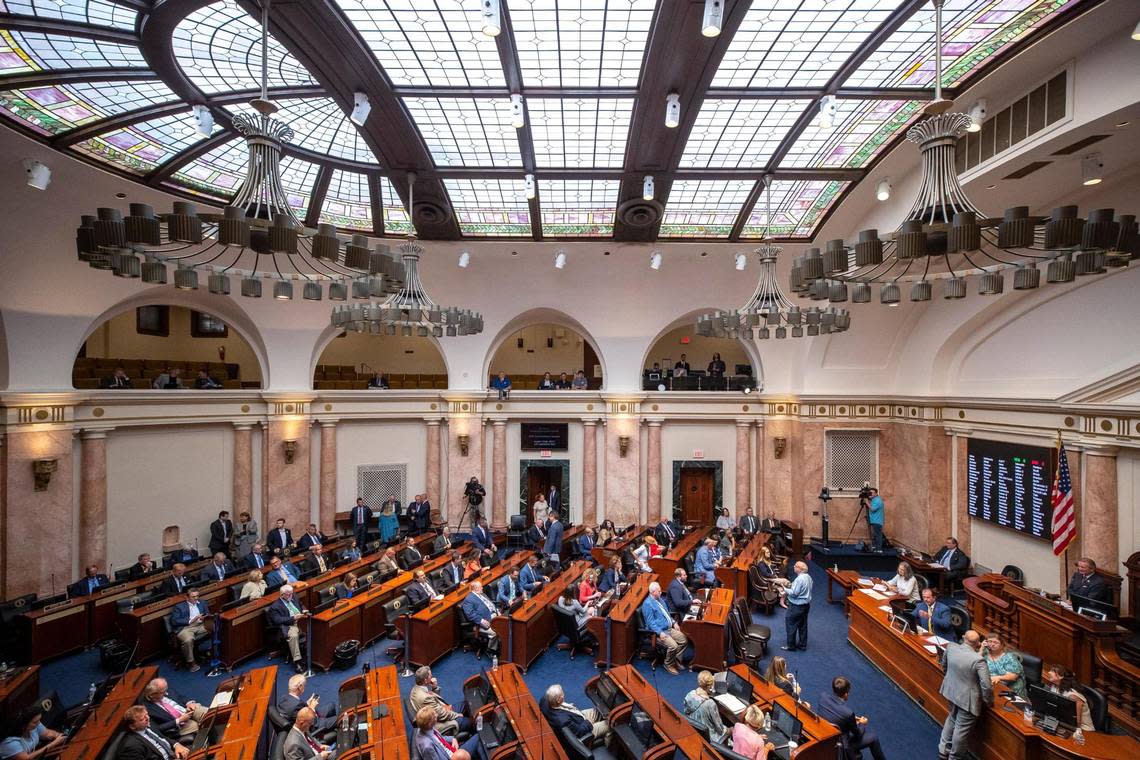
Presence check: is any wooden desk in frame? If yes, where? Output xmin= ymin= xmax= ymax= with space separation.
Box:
xmin=848 ymin=589 xmax=1140 ymax=759
xmin=58 ymin=666 xmax=158 ymax=760
xmin=586 ymin=574 xmax=652 ymax=668
xmin=335 ymin=667 xmax=409 ymax=760
xmin=0 ymin=666 xmax=39 ymax=722
xmin=902 ymin=553 xmax=950 ymax=593
xmin=606 ymin=665 xmax=720 ymax=757
xmin=592 ymin=524 xmax=650 ymax=566
xmin=780 ymin=520 xmax=804 ymax=556
xmin=17 ymin=598 xmax=92 ymax=663
xmin=493 ymin=560 xmax=590 ymax=672
xmin=681 ymin=588 xmax=731 ymax=672
xmin=727 ymin=664 xmax=841 ymax=760
xmin=183 ymin=666 xmax=276 ymax=760
xmin=482 ymin=663 xmax=568 ymax=759
xmin=651 ymin=527 xmax=710 ymax=586
xmin=716 ymin=533 xmax=768 ymax=600
xmin=824 ymin=568 xmax=863 ymax=614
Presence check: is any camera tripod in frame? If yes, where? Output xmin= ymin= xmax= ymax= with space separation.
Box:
xmin=843 ymin=498 xmax=872 ymax=546
xmin=456 ymin=499 xmax=482 ymax=535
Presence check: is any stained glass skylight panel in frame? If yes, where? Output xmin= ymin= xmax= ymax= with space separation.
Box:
xmin=444 ymin=179 xmax=531 ymax=237
xmin=783 ymin=99 xmax=920 ymax=168
xmin=510 ymin=0 xmax=655 ymax=87
xmin=659 ymin=180 xmax=754 ymax=238
xmin=714 ymin=0 xmax=900 ymax=88
xmin=0 ymin=79 xmax=176 ymax=136
xmin=73 ymin=111 xmax=218 ymax=174
xmin=679 ymin=99 xmax=808 ymax=169
xmin=169 ymin=137 xmax=249 ymax=199
xmin=4 ymin=30 xmax=144 ymax=70
xmin=739 ymin=180 xmax=848 ymax=238
xmin=334 ymin=0 xmax=505 ymax=88
xmin=529 ymin=98 xmax=633 ymax=168
xmin=321 ymin=170 xmax=373 ymax=231
xmin=278 ymin=155 xmax=321 ymax=218
xmin=379 ymin=176 xmax=411 ymax=235
xmin=173 ymin=0 xmax=316 ymax=94
xmin=539 ymin=179 xmax=617 ymax=237
xmin=403 ymin=97 xmax=521 ymax=168
xmin=0 ymin=1 xmax=138 ymax=30
xmin=227 ymin=98 xmax=376 ymax=164
xmin=844 ymin=0 xmax=1075 ymax=89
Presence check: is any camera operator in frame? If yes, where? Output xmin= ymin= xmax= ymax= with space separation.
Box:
xmin=865 ymin=486 xmax=885 ymax=552
xmin=464 ymin=477 xmax=486 ymax=513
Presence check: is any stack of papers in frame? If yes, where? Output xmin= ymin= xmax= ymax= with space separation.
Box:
xmin=713 ymin=693 xmax=748 ymax=713
xmin=925 ymin=635 xmax=950 ymax=646
xmin=857 ymin=578 xmax=875 ymax=587
xmin=923 ymin=644 xmax=939 ymax=654
xmin=878 ymin=605 xmax=893 ymax=613
xmin=857 ymin=589 xmax=888 ymax=600
xmin=209 ymin=691 xmax=233 ymax=709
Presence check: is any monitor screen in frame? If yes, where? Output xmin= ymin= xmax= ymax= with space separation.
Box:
xmin=726 ymin=670 xmax=753 ymax=703
xmin=1028 ymin=684 xmax=1078 ymax=728
xmin=630 ymin=708 xmax=659 ymax=748
xmin=966 ymin=438 xmax=1057 ymax=541
xmin=772 ymin=703 xmax=802 ymax=742
xmin=1070 ymin=593 xmax=1115 ymax=619
xmin=520 ymin=423 xmax=568 ymax=450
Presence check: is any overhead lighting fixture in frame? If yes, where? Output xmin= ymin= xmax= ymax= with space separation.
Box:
xmin=481 ymin=0 xmax=501 ymax=37
xmin=554 ymin=249 xmax=567 ymax=269
xmin=817 ymin=95 xmax=837 ymax=129
xmin=350 ymin=91 xmax=371 ymax=126
xmin=642 ymin=175 xmax=655 ymax=201
xmin=524 ymin=173 xmax=536 ymax=200
xmin=458 ymin=251 xmax=470 ymax=268
xmin=23 ymin=159 xmax=50 ymax=190
xmin=966 ymin=99 xmax=987 ymax=132
xmin=701 ymin=0 xmax=723 ymax=38
xmin=1081 ymin=154 xmax=1104 ymax=186
xmin=734 ymin=252 xmax=747 ymax=271
xmin=191 ymin=104 xmax=213 ymax=136
xmin=875 ymin=178 xmax=891 ymax=202
xmin=665 ymin=92 xmax=680 ymax=128
xmin=1133 ymin=18 xmax=1140 ymax=41
xmin=649 ymin=251 xmax=662 ymax=270
xmin=509 ymin=94 xmax=525 ymax=129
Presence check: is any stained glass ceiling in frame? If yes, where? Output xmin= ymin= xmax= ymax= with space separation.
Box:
xmin=0 ymin=0 xmax=1085 ymax=241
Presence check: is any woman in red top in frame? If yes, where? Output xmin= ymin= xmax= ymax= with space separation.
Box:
xmin=578 ymin=568 xmax=601 ymax=605
xmin=644 ymin=535 xmax=664 ymax=558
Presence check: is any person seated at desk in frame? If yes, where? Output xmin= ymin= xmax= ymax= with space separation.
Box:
xmin=402 ymin=536 xmax=424 ymax=568
xmin=412 ymin=707 xmax=485 ymax=760
xmin=694 ymin=538 xmax=720 ymax=586
xmin=641 ymin=582 xmax=689 ymax=675
xmin=578 ymin=526 xmax=597 ymax=558
xmin=160 ymin=564 xmax=190 ymax=596
xmin=267 ymin=585 xmax=309 ymax=674
xmin=239 ymin=570 xmax=267 ymax=601
xmin=598 ymin=556 xmax=623 ymax=593
xmin=152 ymin=367 xmax=184 ymax=390
xmin=470 ymin=518 xmax=496 ymax=564
xmin=199 ymin=552 xmax=235 ymax=584
xmin=335 ymin=573 xmax=360 ymax=600
xmin=666 ymin=568 xmax=701 ymax=616
xmin=68 ymin=564 xmax=110 ymax=597
xmin=913 ymin=588 xmax=955 ymax=640
xmin=1067 ymin=557 xmax=1111 ymax=603
xmin=129 ymin=553 xmax=157 ymax=580
xmin=102 ymin=366 xmax=133 ymax=390
xmin=1044 ymin=665 xmax=1095 ymax=732
xmin=982 ymin=631 xmax=1027 ymax=699
xmin=437 ymin=552 xmax=465 ymax=592
xmin=280 ymin=675 xmax=337 ymax=733
xmin=433 ymin=527 xmax=455 ymax=554
xmin=497 ymin=568 xmax=525 ymax=607
xmin=716 ymin=507 xmax=735 ymax=533
xmin=932 ymin=536 xmax=970 ymax=584
xmin=116 ymin=705 xmax=189 ymax=760
xmin=526 ymin=519 xmax=547 ymax=551
xmin=683 ymin=671 xmax=730 ymax=743
xmin=886 ymin=561 xmax=921 ymax=602
xmin=654 ymin=515 xmax=679 ymax=548
xmin=597 ymin=520 xmax=616 ymax=546
xmin=267 ymin=518 xmax=294 ymax=556
xmin=367 ymin=371 xmax=389 ymax=390
xmin=816 ymin=676 xmax=886 ymax=760
xmin=285 ymin=707 xmax=333 ymax=760
xmin=463 ymin=554 xmax=483 ymax=580
xmin=408 ymin=569 xmax=445 ymax=608
xmin=717 ymin=529 xmax=736 ymax=559
xmin=520 ymin=555 xmax=548 ymax=595
xmin=373 ymin=547 xmax=399 ymax=577
xmin=631 ymin=538 xmax=653 ymax=574
xmin=301 ymin=545 xmax=331 ymax=576
xmin=266 ymin=556 xmax=302 ymax=589
xmin=194 ymin=370 xmax=222 ymax=390
xmin=242 ymin=543 xmax=269 ymax=571
xmin=756 ymin=546 xmax=790 ymax=590
xmin=411 ymin=667 xmax=471 ymax=737
xmin=459 ymin=581 xmax=500 ymax=653
xmin=297 ymin=524 xmax=329 ymax=551
xmin=578 ymin=568 xmax=602 ymax=605
xmin=544 ymin=684 xmax=611 ymax=747
xmin=143 ymin=678 xmax=207 ymax=741
xmin=170 ymin=590 xmax=210 ymax=673
xmin=764 ymin=657 xmax=807 ymax=706
xmin=490 ymin=371 xmax=512 ymax=400
xmin=645 ymin=535 xmax=664 ymax=559
xmin=0 ymin=706 xmax=65 ymax=760
xmin=738 ymin=507 xmax=760 ymax=536
xmin=732 ymin=704 xmax=775 ymax=760
xmin=556 ymin=586 xmax=595 ymax=634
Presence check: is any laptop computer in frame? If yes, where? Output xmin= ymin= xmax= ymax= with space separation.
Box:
xmin=713 ymin=670 xmax=754 ymax=714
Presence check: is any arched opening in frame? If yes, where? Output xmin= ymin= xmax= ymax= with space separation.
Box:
xmin=75 ymin=304 xmax=263 ymax=389
xmin=484 ymin=309 xmax=605 ymax=390
xmin=312 ymin=330 xmax=449 ymax=390
xmin=641 ymin=309 xmax=763 ymax=391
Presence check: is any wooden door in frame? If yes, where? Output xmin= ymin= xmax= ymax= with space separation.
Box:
xmin=525 ymin=467 xmax=562 ymax=524
xmin=679 ymin=468 xmax=715 ymax=526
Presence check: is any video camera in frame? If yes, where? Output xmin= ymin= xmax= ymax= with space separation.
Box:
xmin=858 ymin=482 xmax=874 ymax=501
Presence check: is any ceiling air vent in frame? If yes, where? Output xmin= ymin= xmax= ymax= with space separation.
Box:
xmin=957 ymin=69 xmax=1068 ymax=174
xmin=1003 ymin=161 xmax=1052 ymax=180
xmin=1050 ymin=134 xmax=1110 ymax=155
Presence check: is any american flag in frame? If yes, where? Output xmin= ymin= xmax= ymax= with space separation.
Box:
xmin=1050 ymin=441 xmax=1076 ymax=556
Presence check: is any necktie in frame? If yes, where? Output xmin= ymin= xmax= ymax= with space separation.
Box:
xmin=507 ymin=581 xmax=515 ymax=603
xmin=255 ymin=555 xmax=263 ymax=568
xmin=317 ymin=557 xmax=326 ymax=573
xmin=142 ymin=729 xmax=174 ymax=760
xmin=285 ymin=599 xmax=300 ymax=616
xmin=217 ymin=565 xmax=224 ymax=580
xmin=433 ymin=731 xmax=452 ymax=753
xmin=89 ymin=578 xmax=97 ymax=593
xmin=942 ymin=551 xmax=952 ymax=569
xmin=176 ymin=577 xmax=184 ymax=592
xmin=304 ymin=733 xmax=322 ymax=753
xmin=223 ymin=522 xmax=229 ymax=540
xmin=161 ymin=698 xmax=182 ymax=719
xmin=927 ymin=605 xmax=934 ymax=633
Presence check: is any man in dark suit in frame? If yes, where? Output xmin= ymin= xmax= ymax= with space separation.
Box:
xmin=409 ymin=494 xmax=431 ymax=534
xmin=520 ymin=555 xmax=548 ymax=595
xmin=129 ymin=553 xmax=157 ymax=580
xmin=738 ymin=507 xmax=760 ymax=535
xmin=547 ymin=485 xmax=561 ymax=518
xmin=69 ymin=565 xmax=110 ymax=597
xmin=543 ymin=515 xmax=565 ymax=567
xmin=653 ymin=516 xmax=678 ymax=548
xmin=578 ymin=527 xmax=596 ymax=558
xmin=242 ymin=543 xmax=269 ymax=571
xmin=432 ymin=527 xmax=454 ymax=555
xmin=459 ymin=581 xmax=499 ymax=653
xmin=301 ymin=545 xmax=331 ymax=577
xmin=526 ymin=520 xmax=546 ymax=550
xmin=543 ymin=684 xmax=610 ymax=746
xmin=208 ymin=511 xmax=233 ymax=557
xmin=1067 ymin=557 xmax=1111 ymax=603
xmin=198 ymin=552 xmax=235 ymax=584
xmin=169 ymin=590 xmax=210 ymax=672
xmin=938 ymin=630 xmax=992 ymax=760
xmin=407 ymin=569 xmax=443 ymax=610
xmin=266 ymin=585 xmax=307 ymax=673
xmin=816 ymin=676 xmax=885 ymax=760
xmin=266 ymin=518 xmax=293 ymax=556
xmin=913 ymin=588 xmax=956 ymax=640
xmin=436 ymin=552 xmax=465 ymax=593
xmin=349 ymin=498 xmax=373 ymax=549
xmin=297 ymin=524 xmax=328 ymax=551
xmin=761 ymin=512 xmax=788 ymax=554
xmin=598 ymin=561 xmax=622 ymax=593
xmin=932 ymin=536 xmax=971 ymax=585
xmin=402 ymin=536 xmax=423 ymax=568
xmin=471 ymin=518 xmax=495 ymax=561
xmin=142 ymin=677 xmax=207 ymax=741
xmin=666 ymin=568 xmax=700 ymax=615
xmin=265 ymin=556 xmax=302 ymax=589
xmin=102 ymin=366 xmax=133 ymax=390
xmin=160 ymin=563 xmax=190 ymax=596
xmin=279 ymin=674 xmax=337 ymax=733
xmin=117 ymin=705 xmax=189 ymax=760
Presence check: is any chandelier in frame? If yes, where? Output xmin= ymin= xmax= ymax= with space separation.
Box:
xmin=790 ymin=0 xmax=1138 ymax=306
xmin=73 ymin=0 xmax=403 ymax=302
xmin=697 ymin=177 xmax=851 ymax=339
xmin=330 ymin=174 xmax=484 ymax=338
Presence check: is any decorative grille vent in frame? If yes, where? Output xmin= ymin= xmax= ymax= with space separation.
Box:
xmin=357 ymin=464 xmax=406 ymax=508
xmin=825 ymin=431 xmax=878 ymax=492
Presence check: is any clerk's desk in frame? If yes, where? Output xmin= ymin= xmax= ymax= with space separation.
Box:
xmin=681 ymin=587 xmax=732 ymax=672
xmin=586 ymin=573 xmax=653 ymax=668
xmin=469 ymin=663 xmax=569 ymax=760
xmin=332 ymin=666 xmax=410 ymax=760
xmin=716 ymin=532 xmax=769 ymax=600
xmin=725 ymin=664 xmax=842 ymax=760
xmin=649 ymin=527 xmax=711 ymax=585
xmin=591 ymin=524 xmax=650 ymax=566
xmin=0 ymin=664 xmax=40 ymax=719
xmin=492 ymin=559 xmax=591 ymax=671
xmin=602 ymin=664 xmax=722 ymax=760
xmin=59 ymin=666 xmax=158 ymax=760
xmin=847 ymin=590 xmax=1140 ymax=760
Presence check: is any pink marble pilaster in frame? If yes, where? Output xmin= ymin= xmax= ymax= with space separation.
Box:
xmin=1081 ymin=448 xmax=1118 ymax=574
xmin=582 ymin=419 xmax=599 ymax=526
xmin=447 ymin=418 xmax=484 ymax=524
xmin=426 ymin=420 xmax=442 ymax=508
xmin=491 ymin=419 xmax=507 ymax=530
xmin=761 ymin=418 xmax=793 ymax=522
xmin=318 ymin=421 xmax=337 ymax=535
xmin=734 ymin=421 xmax=751 ymax=518
xmin=232 ymin=424 xmax=253 ymax=519
xmin=265 ymin=418 xmax=311 ymax=532
xmin=79 ymin=431 xmax=108 ymax=572
xmin=646 ymin=420 xmax=663 ymax=524
xmin=603 ymin=419 xmax=641 ymax=526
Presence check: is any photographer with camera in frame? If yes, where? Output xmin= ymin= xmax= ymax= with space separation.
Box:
xmin=865 ymin=486 xmax=885 ymax=552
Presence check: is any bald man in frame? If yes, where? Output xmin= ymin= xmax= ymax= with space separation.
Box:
xmin=938 ymin=630 xmax=993 ymax=760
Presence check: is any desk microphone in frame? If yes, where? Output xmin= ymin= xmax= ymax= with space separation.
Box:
xmin=51 ymin=573 xmax=56 ymax=596
xmin=790 ymin=671 xmax=801 ymax=727
xmin=650 ymin=657 xmax=663 ymax=720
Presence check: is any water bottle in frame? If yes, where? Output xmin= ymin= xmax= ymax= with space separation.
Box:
xmin=1023 ymin=707 xmax=1033 ymax=724
xmin=492 ymin=655 xmax=499 ymax=670
xmin=476 ymin=714 xmax=483 ymax=732
xmin=1074 ymin=728 xmax=1085 ymax=745
xmin=88 ymin=683 xmax=97 ymax=704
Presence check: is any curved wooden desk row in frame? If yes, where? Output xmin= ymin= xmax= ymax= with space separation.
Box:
xmin=0 ymin=664 xmax=40 ymax=718
xmin=847 ymin=588 xmax=1140 ymax=760
xmin=492 ymin=559 xmax=591 ymax=672
xmin=468 ymin=662 xmax=570 ymax=760
xmin=725 ymin=663 xmax=841 ymax=760
xmin=586 ymin=573 xmax=654 ymax=668
xmin=590 ymin=524 xmax=651 ymax=566
xmin=649 ymin=527 xmax=712 ymax=583
xmin=715 ymin=532 xmax=771 ymax=601
xmin=597 ymin=665 xmax=723 ymax=759
xmin=334 ymin=666 xmax=410 ymax=760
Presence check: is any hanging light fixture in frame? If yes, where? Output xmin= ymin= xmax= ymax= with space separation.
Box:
xmin=73 ymin=0 xmax=384 ymax=302
xmin=697 ymin=177 xmax=851 ymax=341
xmin=792 ymin=0 xmax=1138 ymax=306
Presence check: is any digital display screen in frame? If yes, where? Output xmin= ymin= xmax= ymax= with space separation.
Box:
xmin=966 ymin=438 xmax=1056 ymax=541
xmin=520 ymin=423 xmax=568 ymax=450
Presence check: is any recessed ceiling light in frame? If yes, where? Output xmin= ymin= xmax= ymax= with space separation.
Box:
xmin=700 ymin=251 xmax=708 ymax=257
xmin=985 ymin=184 xmax=996 ymax=190
xmin=603 ymin=251 xmax=611 ymax=256
xmin=511 ymin=251 xmax=518 ymax=256
xmin=115 ymin=192 xmax=127 ymax=198
xmin=1116 ymin=121 xmax=1130 ymax=127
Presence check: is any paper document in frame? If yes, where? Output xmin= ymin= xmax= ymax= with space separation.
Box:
xmin=713 ymin=694 xmax=748 ymax=713
xmin=925 ymin=635 xmax=950 ymax=646
xmin=878 ymin=605 xmax=893 ymax=613
xmin=857 ymin=589 xmax=888 ymax=600
xmin=209 ymin=691 xmax=233 ymax=709
xmin=923 ymin=645 xmax=939 ymax=654
xmin=857 ymin=578 xmax=874 ymax=586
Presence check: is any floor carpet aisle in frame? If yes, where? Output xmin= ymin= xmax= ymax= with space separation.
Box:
xmin=39 ymin=563 xmax=942 ymax=758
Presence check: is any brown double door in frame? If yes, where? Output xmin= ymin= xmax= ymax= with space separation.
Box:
xmin=679 ymin=467 xmax=715 ymax=525
xmin=525 ymin=466 xmax=563 ymax=524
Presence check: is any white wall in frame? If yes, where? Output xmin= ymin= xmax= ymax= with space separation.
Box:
xmin=334 ymin=421 xmax=428 ymax=511
xmin=659 ymin=422 xmax=740 ymax=519
xmin=971 ymin=521 xmax=1061 ymax=593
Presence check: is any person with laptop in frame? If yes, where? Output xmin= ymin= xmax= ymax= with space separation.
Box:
xmin=937 ymin=630 xmax=992 ymax=760
xmin=1043 ymin=665 xmax=1094 ymax=732
xmin=1067 ymin=557 xmax=1111 ymax=603
xmin=682 ymin=671 xmax=730 ymax=743
xmin=730 ymin=704 xmax=776 ymax=759
xmin=982 ymin=631 xmax=1027 ymax=699
xmin=815 ymin=676 xmax=885 ymax=760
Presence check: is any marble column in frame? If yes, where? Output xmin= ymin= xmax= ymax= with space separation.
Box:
xmin=1081 ymin=446 xmax=1119 ymax=573
xmin=491 ymin=419 xmax=507 ymax=530
xmin=646 ymin=420 xmax=663 ymax=524
xmin=232 ymin=423 xmax=254 ymax=519
xmin=603 ymin=418 xmax=641 ymax=526
xmin=426 ymin=419 xmax=442 ymax=508
xmin=447 ymin=418 xmax=484 ymax=523
xmin=79 ymin=430 xmax=108 ymax=572
xmin=582 ymin=419 xmax=599 ymax=526
xmin=735 ymin=420 xmax=751 ymax=518
xmin=951 ymin=429 xmax=972 ymax=555
xmin=318 ymin=421 xmax=337 ymax=535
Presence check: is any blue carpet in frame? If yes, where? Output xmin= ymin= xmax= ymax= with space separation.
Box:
xmin=40 ymin=564 xmax=941 ymax=758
